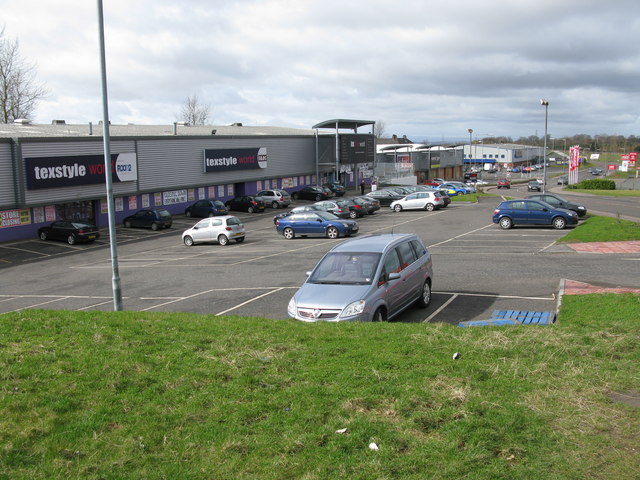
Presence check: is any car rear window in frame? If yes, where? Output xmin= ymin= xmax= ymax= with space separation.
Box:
xmin=226 ymin=217 xmax=242 ymax=226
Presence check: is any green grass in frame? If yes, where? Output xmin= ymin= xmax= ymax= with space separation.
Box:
xmin=2 ymin=298 xmax=639 ymax=479
xmin=559 ymin=215 xmax=640 ymax=243
xmin=563 ymin=188 xmax=640 ymax=197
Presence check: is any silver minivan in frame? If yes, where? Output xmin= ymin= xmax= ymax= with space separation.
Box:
xmin=287 ymin=233 xmax=433 ymax=322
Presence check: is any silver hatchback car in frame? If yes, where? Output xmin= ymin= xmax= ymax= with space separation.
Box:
xmin=182 ymin=215 xmax=245 ymax=246
xmin=287 ymin=233 xmax=433 ymax=322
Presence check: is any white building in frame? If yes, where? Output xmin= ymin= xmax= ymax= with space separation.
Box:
xmin=462 ymin=143 xmax=544 ymax=170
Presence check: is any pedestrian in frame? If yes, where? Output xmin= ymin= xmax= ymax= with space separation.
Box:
xmin=360 ymin=180 xmax=365 ymax=195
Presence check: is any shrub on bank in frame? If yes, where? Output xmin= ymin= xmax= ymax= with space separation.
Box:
xmin=567 ymin=178 xmax=616 ymax=190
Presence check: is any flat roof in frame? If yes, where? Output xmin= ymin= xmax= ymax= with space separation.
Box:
xmin=0 ymin=122 xmax=320 ymax=139
xmin=311 ymin=119 xmax=376 ymax=131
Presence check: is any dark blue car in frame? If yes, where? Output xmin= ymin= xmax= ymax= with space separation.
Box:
xmin=185 ymin=200 xmax=228 ymax=218
xmin=122 ymin=208 xmax=172 ymax=230
xmin=492 ymin=199 xmax=579 ymax=230
xmin=275 ymin=211 xmax=358 ymax=239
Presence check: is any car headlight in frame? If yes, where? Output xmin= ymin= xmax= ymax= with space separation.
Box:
xmin=340 ymin=300 xmax=366 ymax=318
xmin=287 ymin=297 xmax=297 ymax=316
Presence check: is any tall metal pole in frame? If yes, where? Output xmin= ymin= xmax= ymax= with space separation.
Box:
xmin=97 ymin=0 xmax=123 ymax=310
xmin=467 ymin=128 xmax=473 ymax=171
xmin=541 ymin=99 xmax=549 ymax=193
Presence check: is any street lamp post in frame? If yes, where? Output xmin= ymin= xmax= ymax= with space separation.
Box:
xmin=467 ymin=128 xmax=473 ymax=172
xmin=540 ymin=99 xmax=549 ymax=193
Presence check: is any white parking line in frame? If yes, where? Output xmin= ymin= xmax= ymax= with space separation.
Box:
xmin=215 ymin=287 xmax=286 ymax=316
xmin=423 ymin=293 xmax=458 ymax=322
xmin=427 ymin=224 xmax=494 ymax=248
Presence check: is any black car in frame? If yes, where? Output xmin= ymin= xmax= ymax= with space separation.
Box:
xmin=323 ymin=182 xmax=346 ymax=197
xmin=526 ymin=193 xmax=587 ymax=217
xmin=341 ymin=197 xmax=367 ymax=218
xmin=527 ymin=180 xmax=542 ymax=192
xmin=122 ymin=208 xmax=172 ymax=230
xmin=185 ymin=200 xmax=228 ymax=218
xmin=353 ymin=195 xmax=381 ymax=214
xmin=291 ymin=186 xmax=330 ymax=202
xmin=225 ymin=195 xmax=266 ymax=213
xmin=38 ymin=220 xmax=100 ymax=245
xmin=365 ymin=189 xmax=405 ymax=206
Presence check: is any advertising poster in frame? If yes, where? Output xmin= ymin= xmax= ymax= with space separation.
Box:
xmin=203 ymin=147 xmax=267 ymax=172
xmin=0 ymin=209 xmax=31 ymax=228
xmin=208 ymin=186 xmax=215 ymax=198
xmin=154 ymin=192 xmax=162 ymax=206
xmin=25 ymin=153 xmax=137 ymax=189
xmin=45 ymin=205 xmax=56 ymax=222
xmin=32 ymin=207 xmax=45 ymax=224
xmin=142 ymin=194 xmax=150 ymax=208
xmin=163 ymin=190 xmax=188 ymax=205
xmin=128 ymin=196 xmax=137 ymax=210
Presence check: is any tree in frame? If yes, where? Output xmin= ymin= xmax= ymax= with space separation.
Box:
xmin=178 ymin=94 xmax=210 ymax=126
xmin=374 ymin=120 xmax=386 ymax=138
xmin=0 ymin=27 xmax=48 ymax=123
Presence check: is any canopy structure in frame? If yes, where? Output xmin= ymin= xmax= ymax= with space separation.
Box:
xmin=312 ymin=119 xmax=376 ymax=183
xmin=312 ymin=119 xmax=375 ymax=131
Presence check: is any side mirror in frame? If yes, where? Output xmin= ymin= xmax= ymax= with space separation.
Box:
xmin=388 ymin=272 xmax=401 ymax=281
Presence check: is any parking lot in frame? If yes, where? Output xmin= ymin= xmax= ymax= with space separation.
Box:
xmin=1 ymin=192 xmax=639 ymax=324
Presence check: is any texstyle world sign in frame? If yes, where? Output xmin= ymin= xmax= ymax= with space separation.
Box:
xmin=25 ymin=153 xmax=137 ymax=189
xmin=203 ymin=147 xmax=267 ymax=172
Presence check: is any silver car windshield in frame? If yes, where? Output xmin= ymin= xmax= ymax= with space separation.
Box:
xmin=308 ymin=252 xmax=382 ymax=285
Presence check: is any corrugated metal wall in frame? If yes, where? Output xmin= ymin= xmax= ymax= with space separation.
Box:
xmin=0 ymin=141 xmax=15 ymax=207
xmin=136 ymin=136 xmax=317 ymax=191
xmin=21 ymin=140 xmax=138 ymax=206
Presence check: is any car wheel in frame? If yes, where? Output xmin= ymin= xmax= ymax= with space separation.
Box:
xmin=39 ymin=231 xmax=48 ymax=241
xmin=326 ymin=226 xmax=339 ymax=239
xmin=499 ymin=217 xmax=513 ymax=229
xmin=372 ymin=307 xmax=387 ymax=322
xmin=393 ymin=204 xmax=402 ymax=212
xmin=272 ymin=201 xmax=279 ymax=209
xmin=425 ymin=203 xmax=435 ymax=211
xmin=553 ymin=216 xmax=567 ymax=230
xmin=208 ymin=212 xmax=215 ymax=217
xmin=235 ymin=237 xmax=245 ymax=243
xmin=315 ymin=194 xmax=322 ymax=201
xmin=292 ymin=193 xmax=298 ymax=200
xmin=246 ymin=206 xmax=254 ymax=214
xmin=67 ymin=234 xmax=76 ymax=245
xmin=185 ymin=210 xmax=192 ymax=217
xmin=218 ymin=234 xmax=229 ymax=246
xmin=124 ymin=220 xmax=132 ymax=228
xmin=283 ymin=227 xmax=295 ymax=239
xmin=416 ymin=280 xmax=432 ymax=308
xmin=349 ymin=210 xmax=357 ymax=219
xmin=151 ymin=223 xmax=159 ymax=231
xmin=183 ymin=235 xmax=194 ymax=247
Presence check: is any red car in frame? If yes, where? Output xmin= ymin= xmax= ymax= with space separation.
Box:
xmin=497 ymin=178 xmax=511 ymax=189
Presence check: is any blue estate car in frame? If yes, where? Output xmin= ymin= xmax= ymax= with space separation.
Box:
xmin=275 ymin=211 xmax=358 ymax=239
xmin=492 ymin=199 xmax=579 ymax=230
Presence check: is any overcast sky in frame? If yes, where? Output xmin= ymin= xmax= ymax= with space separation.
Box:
xmin=2 ymin=0 xmax=639 ymax=142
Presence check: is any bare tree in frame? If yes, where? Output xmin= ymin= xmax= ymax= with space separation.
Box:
xmin=178 ymin=94 xmax=210 ymax=126
xmin=0 ymin=27 xmax=48 ymax=123
xmin=374 ymin=120 xmax=386 ymax=138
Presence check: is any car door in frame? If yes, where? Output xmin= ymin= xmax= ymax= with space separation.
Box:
xmin=190 ymin=218 xmax=212 ymax=242
xmin=508 ymin=201 xmax=530 ymax=224
xmin=192 ymin=200 xmax=208 ymax=217
xmin=525 ymin=200 xmax=552 ymax=225
xmin=378 ymin=248 xmax=405 ymax=314
xmin=395 ymin=240 xmax=421 ymax=307
xmin=403 ymin=193 xmax=421 ymax=209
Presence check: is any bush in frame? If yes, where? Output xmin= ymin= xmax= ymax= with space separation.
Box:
xmin=567 ymin=178 xmax=616 ymax=190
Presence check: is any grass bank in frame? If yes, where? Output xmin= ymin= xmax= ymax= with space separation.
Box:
xmin=559 ymin=215 xmax=640 ymax=243
xmin=2 ymin=296 xmax=639 ymax=479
